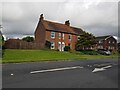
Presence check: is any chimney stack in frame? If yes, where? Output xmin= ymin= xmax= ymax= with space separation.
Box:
xmin=40 ymin=14 xmax=44 ymax=21
xmin=65 ymin=20 xmax=70 ymax=26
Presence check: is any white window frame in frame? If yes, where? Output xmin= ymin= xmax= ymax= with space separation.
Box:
xmin=99 ymin=40 xmax=102 ymax=43
xmin=51 ymin=42 xmax=55 ymax=49
xmin=68 ymin=34 xmax=71 ymax=41
xmin=77 ymin=36 xmax=80 ymax=40
xmin=58 ymin=33 xmax=61 ymax=39
xmin=109 ymin=41 xmax=111 ymax=44
xmin=51 ymin=32 xmax=55 ymax=39
xmin=62 ymin=33 xmax=64 ymax=40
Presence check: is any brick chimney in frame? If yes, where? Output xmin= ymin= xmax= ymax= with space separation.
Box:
xmin=65 ymin=20 xmax=70 ymax=26
xmin=40 ymin=14 xmax=44 ymax=21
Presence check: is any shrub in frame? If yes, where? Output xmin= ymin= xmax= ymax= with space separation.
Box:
xmin=64 ymin=46 xmax=70 ymax=51
xmin=22 ymin=36 xmax=34 ymax=42
xmin=45 ymin=40 xmax=51 ymax=49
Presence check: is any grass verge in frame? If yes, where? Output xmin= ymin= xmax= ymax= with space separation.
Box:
xmin=2 ymin=49 xmax=119 ymax=63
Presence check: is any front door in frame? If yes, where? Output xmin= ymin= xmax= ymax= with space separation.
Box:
xmin=58 ymin=42 xmax=65 ymax=51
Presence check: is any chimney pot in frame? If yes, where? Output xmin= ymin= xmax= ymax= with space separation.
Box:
xmin=65 ymin=20 xmax=70 ymax=26
xmin=40 ymin=14 xmax=44 ymax=21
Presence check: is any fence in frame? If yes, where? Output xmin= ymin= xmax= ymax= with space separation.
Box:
xmin=4 ymin=39 xmax=44 ymax=49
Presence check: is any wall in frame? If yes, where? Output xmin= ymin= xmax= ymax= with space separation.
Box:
xmin=4 ymin=39 xmax=43 ymax=49
xmin=96 ymin=37 xmax=117 ymax=51
xmin=45 ymin=31 xmax=78 ymax=50
xmin=105 ymin=37 xmax=117 ymax=51
xmin=34 ymin=20 xmax=46 ymax=48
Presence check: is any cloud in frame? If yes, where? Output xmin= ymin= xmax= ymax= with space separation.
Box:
xmin=2 ymin=2 xmax=23 ymax=21
xmin=1 ymin=1 xmax=118 ymax=41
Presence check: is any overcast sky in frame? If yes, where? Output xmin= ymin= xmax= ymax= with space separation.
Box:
xmin=0 ymin=0 xmax=119 ymax=41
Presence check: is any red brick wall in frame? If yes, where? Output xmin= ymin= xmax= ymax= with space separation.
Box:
xmin=105 ymin=37 xmax=117 ymax=51
xmin=46 ymin=31 xmax=59 ymax=49
xmin=71 ymin=35 xmax=78 ymax=50
xmin=97 ymin=37 xmax=117 ymax=51
xmin=45 ymin=31 xmax=78 ymax=50
xmin=34 ymin=20 xmax=46 ymax=48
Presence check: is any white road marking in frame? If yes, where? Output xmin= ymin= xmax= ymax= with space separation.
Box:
xmin=11 ymin=73 xmax=14 ymax=76
xmin=15 ymin=63 xmax=22 ymax=64
xmin=92 ymin=65 xmax=112 ymax=73
xmin=92 ymin=68 xmax=106 ymax=73
xmin=30 ymin=66 xmax=83 ymax=74
xmin=102 ymin=65 xmax=112 ymax=69
xmin=93 ymin=63 xmax=112 ymax=67
xmin=97 ymin=63 xmax=111 ymax=66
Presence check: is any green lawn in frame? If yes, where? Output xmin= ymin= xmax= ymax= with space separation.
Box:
xmin=2 ymin=49 xmax=119 ymax=63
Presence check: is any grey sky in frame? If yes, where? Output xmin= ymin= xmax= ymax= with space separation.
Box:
xmin=0 ymin=0 xmax=119 ymax=41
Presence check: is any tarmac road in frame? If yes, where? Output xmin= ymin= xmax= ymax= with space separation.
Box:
xmin=2 ymin=58 xmax=119 ymax=88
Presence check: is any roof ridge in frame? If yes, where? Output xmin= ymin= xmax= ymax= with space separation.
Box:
xmin=43 ymin=20 xmax=65 ymax=26
xmin=44 ymin=20 xmax=83 ymax=30
xmin=96 ymin=35 xmax=111 ymax=38
xmin=42 ymin=19 xmax=83 ymax=35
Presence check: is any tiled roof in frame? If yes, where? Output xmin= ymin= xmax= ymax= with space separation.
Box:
xmin=71 ymin=27 xmax=83 ymax=35
xmin=96 ymin=35 xmax=111 ymax=41
xmin=42 ymin=20 xmax=83 ymax=35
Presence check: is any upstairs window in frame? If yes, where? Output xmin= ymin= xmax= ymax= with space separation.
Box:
xmin=62 ymin=33 xmax=64 ymax=40
xmin=77 ymin=36 xmax=80 ymax=40
xmin=51 ymin=32 xmax=55 ymax=38
xmin=108 ymin=41 xmax=111 ymax=44
xmin=58 ymin=33 xmax=61 ymax=39
xmin=68 ymin=34 xmax=72 ymax=41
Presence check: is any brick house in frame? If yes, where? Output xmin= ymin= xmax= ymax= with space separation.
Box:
xmin=34 ymin=14 xmax=83 ymax=51
xmin=96 ymin=35 xmax=117 ymax=51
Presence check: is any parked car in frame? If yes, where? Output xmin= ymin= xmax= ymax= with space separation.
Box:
xmin=97 ymin=49 xmax=111 ymax=55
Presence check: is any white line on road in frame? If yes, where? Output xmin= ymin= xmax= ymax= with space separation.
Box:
xmin=102 ymin=65 xmax=112 ymax=69
xmin=30 ymin=66 xmax=83 ymax=74
xmin=92 ymin=65 xmax=112 ymax=73
xmin=11 ymin=73 xmax=14 ymax=76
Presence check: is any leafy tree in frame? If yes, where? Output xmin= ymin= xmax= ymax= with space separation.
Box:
xmin=22 ymin=36 xmax=34 ymax=42
xmin=75 ymin=31 xmax=96 ymax=51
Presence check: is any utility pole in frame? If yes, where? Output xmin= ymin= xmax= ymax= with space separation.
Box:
xmin=0 ymin=25 xmax=3 ymax=50
xmin=0 ymin=25 xmax=3 ymax=29
xmin=0 ymin=25 xmax=3 ymax=34
xmin=0 ymin=25 xmax=3 ymax=38
xmin=0 ymin=24 xmax=2 ymax=89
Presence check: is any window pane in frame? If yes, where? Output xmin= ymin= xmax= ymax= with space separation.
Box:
xmin=68 ymin=34 xmax=71 ymax=40
xmin=62 ymin=33 xmax=64 ymax=39
xmin=51 ymin=32 xmax=55 ymax=38
xmin=59 ymin=33 xmax=61 ymax=39
xmin=51 ymin=42 xmax=55 ymax=49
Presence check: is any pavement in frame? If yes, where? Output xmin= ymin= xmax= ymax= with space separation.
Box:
xmin=2 ymin=58 xmax=119 ymax=88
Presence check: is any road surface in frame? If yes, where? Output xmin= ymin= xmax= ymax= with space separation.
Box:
xmin=2 ymin=58 xmax=119 ymax=88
